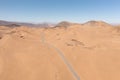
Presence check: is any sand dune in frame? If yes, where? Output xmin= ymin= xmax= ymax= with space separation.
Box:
xmin=0 ymin=22 xmax=120 ymax=80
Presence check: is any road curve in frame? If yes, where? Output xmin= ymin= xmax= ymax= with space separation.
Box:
xmin=41 ymin=32 xmax=80 ymax=80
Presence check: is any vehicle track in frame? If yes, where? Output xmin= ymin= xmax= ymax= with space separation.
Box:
xmin=41 ymin=32 xmax=80 ymax=80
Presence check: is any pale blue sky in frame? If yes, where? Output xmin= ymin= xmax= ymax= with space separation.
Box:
xmin=0 ymin=0 xmax=120 ymax=23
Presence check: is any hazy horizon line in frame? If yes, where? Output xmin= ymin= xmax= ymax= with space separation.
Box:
xmin=0 ymin=19 xmax=120 ymax=25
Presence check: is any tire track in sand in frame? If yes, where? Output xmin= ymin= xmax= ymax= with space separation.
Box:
xmin=41 ymin=32 xmax=80 ymax=80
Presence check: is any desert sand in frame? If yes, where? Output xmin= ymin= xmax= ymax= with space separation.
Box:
xmin=0 ymin=21 xmax=120 ymax=80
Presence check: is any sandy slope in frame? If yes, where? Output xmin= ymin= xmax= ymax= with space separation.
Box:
xmin=0 ymin=24 xmax=120 ymax=80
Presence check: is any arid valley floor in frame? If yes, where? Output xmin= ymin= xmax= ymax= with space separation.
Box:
xmin=0 ymin=21 xmax=120 ymax=80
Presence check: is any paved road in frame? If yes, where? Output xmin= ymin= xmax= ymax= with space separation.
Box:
xmin=41 ymin=32 xmax=80 ymax=80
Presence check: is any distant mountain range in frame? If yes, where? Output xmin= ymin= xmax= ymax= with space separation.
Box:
xmin=54 ymin=20 xmax=113 ymax=28
xmin=0 ymin=20 xmax=118 ymax=28
xmin=0 ymin=20 xmax=55 ymax=27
